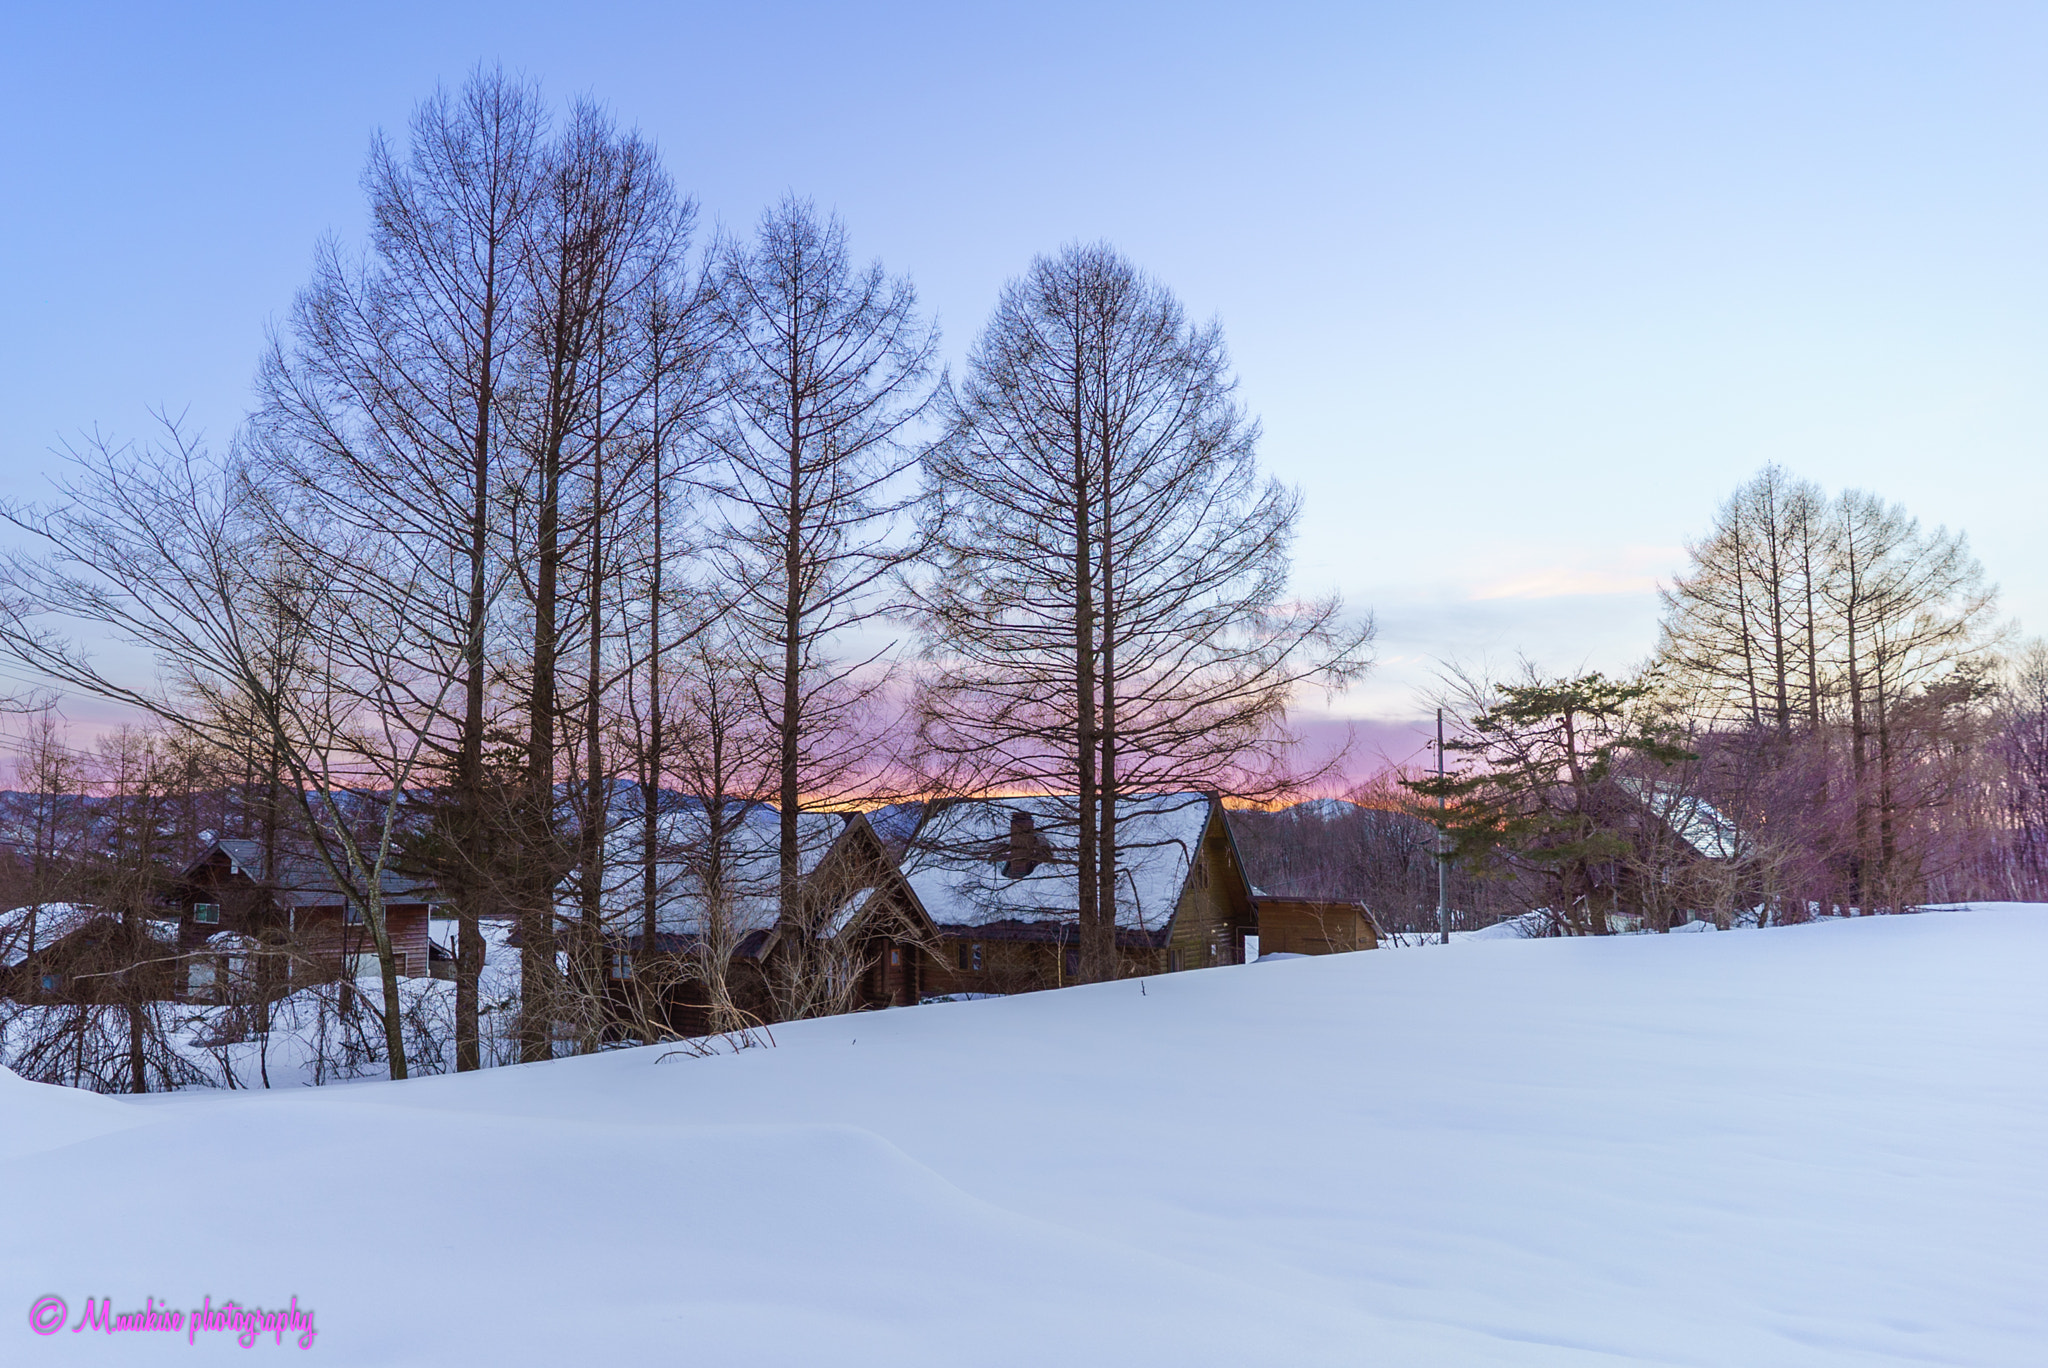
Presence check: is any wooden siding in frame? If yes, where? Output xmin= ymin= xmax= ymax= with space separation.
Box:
xmin=295 ymin=905 xmax=434 ymax=981
xmin=177 ymin=852 xmax=270 ymax=951
xmin=866 ymin=939 xmax=922 ymax=1007
xmin=922 ymin=935 xmax=1065 ymax=997
xmin=1168 ymin=807 xmax=1258 ymax=969
xmin=178 ymin=849 xmax=434 ymax=984
xmin=1254 ymin=899 xmax=1378 ymax=955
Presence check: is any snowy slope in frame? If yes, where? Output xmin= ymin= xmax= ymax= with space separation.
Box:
xmin=5 ymin=906 xmax=2046 ymax=1365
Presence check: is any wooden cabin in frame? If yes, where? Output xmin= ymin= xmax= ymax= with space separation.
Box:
xmin=768 ymin=815 xmax=938 ymax=1012
xmin=1253 ymin=898 xmax=1380 ymax=956
xmin=174 ymin=839 xmax=436 ymax=997
xmin=0 ymin=902 xmax=180 ymax=1004
xmin=580 ymin=806 xmax=935 ymax=1037
xmin=901 ymin=792 xmax=1258 ymax=996
xmin=1604 ymin=778 xmax=1752 ymax=930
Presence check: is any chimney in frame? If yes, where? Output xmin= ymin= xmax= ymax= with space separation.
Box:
xmin=1003 ymin=811 xmax=1039 ymax=878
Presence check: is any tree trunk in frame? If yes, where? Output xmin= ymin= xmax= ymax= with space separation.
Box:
xmin=779 ymin=375 xmax=805 ymax=962
xmin=126 ymin=996 xmax=146 ymax=1094
xmin=456 ymin=285 xmax=495 ymax=1073
xmin=523 ymin=404 xmax=564 ymax=1064
xmin=1090 ymin=452 xmax=1119 ymax=984
xmin=369 ymin=898 xmax=409 ymax=1080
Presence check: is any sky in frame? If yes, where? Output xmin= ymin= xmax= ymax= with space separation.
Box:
xmin=4 ymin=2 xmax=2045 ymax=774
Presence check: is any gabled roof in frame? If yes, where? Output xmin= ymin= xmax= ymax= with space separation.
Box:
xmin=186 ymin=839 xmax=436 ymax=907
xmin=900 ymin=792 xmax=1218 ymax=935
xmin=566 ymin=804 xmax=855 ymax=945
xmin=1 ymin=902 xmax=98 ymax=966
xmin=1616 ymin=779 xmax=1746 ymax=861
xmin=0 ymin=903 xmax=177 ymax=965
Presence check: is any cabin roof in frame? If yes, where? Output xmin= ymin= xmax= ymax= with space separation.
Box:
xmin=1 ymin=903 xmax=178 ymax=964
xmin=567 ymin=806 xmax=854 ymax=942
xmin=0 ymin=902 xmax=99 ymax=965
xmin=901 ymin=792 xmax=1216 ymax=933
xmin=1616 ymin=779 xmax=1746 ymax=860
xmin=186 ymin=839 xmax=437 ymax=907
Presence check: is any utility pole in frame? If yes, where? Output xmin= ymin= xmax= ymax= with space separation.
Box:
xmin=1436 ymin=707 xmax=1449 ymax=945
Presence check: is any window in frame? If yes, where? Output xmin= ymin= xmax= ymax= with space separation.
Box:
xmin=1168 ymin=948 xmax=1181 ymax=972
xmin=39 ymin=973 xmax=59 ymax=993
xmin=610 ymin=951 xmax=632 ymax=981
xmin=345 ymin=904 xmax=364 ymax=925
xmin=958 ymin=942 xmax=970 ymax=971
xmin=972 ymin=943 xmax=983 ymax=972
xmin=888 ymin=947 xmax=902 ymax=967
xmin=187 ymin=961 xmax=217 ymax=999
xmin=192 ymin=902 xmax=220 ymax=925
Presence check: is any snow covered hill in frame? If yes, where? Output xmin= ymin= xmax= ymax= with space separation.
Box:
xmin=6 ymin=906 xmax=2045 ymax=1365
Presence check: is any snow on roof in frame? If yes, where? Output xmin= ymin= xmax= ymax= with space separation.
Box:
xmin=196 ymin=838 xmax=437 ymax=907
xmin=0 ymin=902 xmax=97 ymax=965
xmin=0 ymin=904 xmax=179 ymax=965
xmin=567 ymin=805 xmax=851 ymax=944
xmin=819 ymin=888 xmax=878 ymax=941
xmin=1619 ymin=779 xmax=1745 ymax=861
xmin=901 ymin=793 xmax=1214 ymax=933
xmin=427 ymin=917 xmax=519 ymax=963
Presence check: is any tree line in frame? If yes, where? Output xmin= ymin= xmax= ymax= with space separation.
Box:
xmin=1397 ymin=464 xmax=2033 ymax=933
xmin=0 ymin=68 xmax=1365 ymax=1087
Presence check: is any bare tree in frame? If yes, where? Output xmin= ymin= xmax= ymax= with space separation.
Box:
xmin=1991 ymin=641 xmax=2048 ymax=898
xmin=499 ymin=99 xmax=693 ymax=1060
xmin=5 ymin=709 xmax=91 ymax=966
xmin=0 ymin=426 xmax=456 ymax=1079
xmin=257 ymin=66 xmax=546 ymax=1070
xmin=652 ymin=633 xmax=784 ymax=1036
xmin=906 ymin=243 xmax=1368 ymax=981
xmin=1653 ymin=467 xmax=2002 ymax=914
xmin=1823 ymin=489 xmax=1998 ymax=910
xmin=1658 ymin=466 xmax=1834 ymax=741
xmin=705 ymin=196 xmax=939 ymax=1009
xmin=616 ymin=269 xmax=723 ymax=1027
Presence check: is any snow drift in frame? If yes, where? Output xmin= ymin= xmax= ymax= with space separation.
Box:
xmin=4 ymin=905 xmax=2044 ymax=1365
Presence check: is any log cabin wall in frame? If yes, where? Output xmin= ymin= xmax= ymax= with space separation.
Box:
xmin=921 ymin=932 xmax=1173 ymax=997
xmin=920 ymin=935 xmax=1057 ymax=997
xmin=1253 ymin=899 xmax=1378 ymax=955
xmin=1168 ymin=807 xmax=1257 ymax=970
xmin=864 ymin=936 xmax=921 ymax=1007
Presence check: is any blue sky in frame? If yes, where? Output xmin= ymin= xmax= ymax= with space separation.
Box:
xmin=4 ymin=2 xmax=2045 ymax=767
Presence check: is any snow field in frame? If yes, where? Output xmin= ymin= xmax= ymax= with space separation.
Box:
xmin=4 ymin=905 xmax=2045 ymax=1365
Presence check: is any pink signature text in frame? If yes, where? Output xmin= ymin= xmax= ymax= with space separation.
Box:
xmin=27 ymin=1294 xmax=317 ymax=1348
